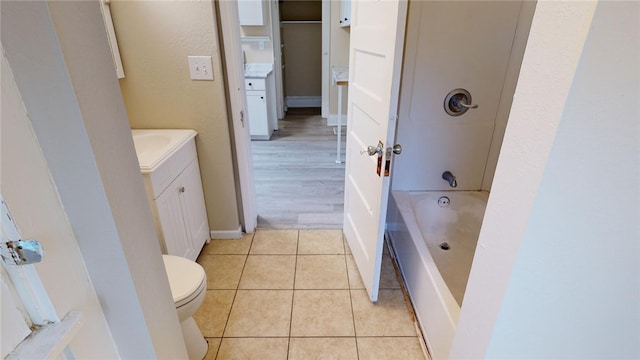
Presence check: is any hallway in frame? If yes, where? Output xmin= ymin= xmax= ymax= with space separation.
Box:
xmin=251 ymin=109 xmax=346 ymax=229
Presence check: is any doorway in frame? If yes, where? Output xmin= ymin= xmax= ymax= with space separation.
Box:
xmin=237 ymin=0 xmax=347 ymax=229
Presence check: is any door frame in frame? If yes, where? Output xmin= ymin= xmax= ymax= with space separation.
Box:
xmin=321 ymin=0 xmax=330 ymax=118
xmin=217 ymin=0 xmax=258 ymax=233
xmin=221 ymin=0 xmax=332 ymax=229
xmin=270 ymin=0 xmax=285 ymax=120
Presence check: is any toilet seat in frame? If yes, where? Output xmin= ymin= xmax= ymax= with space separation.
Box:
xmin=162 ymin=255 xmax=206 ymax=307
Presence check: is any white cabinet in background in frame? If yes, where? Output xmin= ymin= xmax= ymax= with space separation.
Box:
xmin=246 ymin=91 xmax=272 ymax=140
xmin=133 ymin=130 xmax=210 ymax=261
xmin=245 ymin=72 xmax=277 ymax=140
xmin=238 ymin=0 xmax=264 ymax=26
xmin=340 ymin=0 xmax=351 ymax=27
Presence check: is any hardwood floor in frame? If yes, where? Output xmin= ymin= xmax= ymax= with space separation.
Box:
xmin=251 ymin=109 xmax=346 ymax=229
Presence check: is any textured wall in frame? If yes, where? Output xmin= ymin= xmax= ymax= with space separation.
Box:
xmin=110 ymin=0 xmax=240 ymax=231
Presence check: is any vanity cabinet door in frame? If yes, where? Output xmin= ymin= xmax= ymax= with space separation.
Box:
xmin=178 ymin=159 xmax=209 ymax=261
xmin=156 ymin=182 xmax=191 ymax=258
xmin=155 ymin=159 xmax=209 ymax=261
xmin=246 ymin=91 xmax=272 ymax=140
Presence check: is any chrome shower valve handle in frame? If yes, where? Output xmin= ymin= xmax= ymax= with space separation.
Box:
xmin=457 ymin=100 xmax=478 ymax=109
xmin=444 ymin=88 xmax=478 ymax=116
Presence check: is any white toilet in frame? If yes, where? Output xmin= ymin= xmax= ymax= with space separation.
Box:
xmin=162 ymin=255 xmax=208 ymax=360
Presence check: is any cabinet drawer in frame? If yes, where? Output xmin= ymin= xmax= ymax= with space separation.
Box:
xmin=245 ymin=78 xmax=265 ymax=91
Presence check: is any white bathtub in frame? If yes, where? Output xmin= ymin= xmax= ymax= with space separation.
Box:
xmin=386 ymin=190 xmax=488 ymax=360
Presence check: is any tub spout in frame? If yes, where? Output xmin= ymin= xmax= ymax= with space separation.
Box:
xmin=442 ymin=171 xmax=457 ymax=188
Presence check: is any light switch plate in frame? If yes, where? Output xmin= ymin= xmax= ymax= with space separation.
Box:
xmin=188 ymin=56 xmax=214 ymax=80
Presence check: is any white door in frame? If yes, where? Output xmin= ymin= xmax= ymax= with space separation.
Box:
xmin=1 ymin=197 xmax=36 ymax=358
xmin=343 ymin=0 xmax=408 ymax=302
xmin=0 ymin=196 xmax=76 ymax=358
xmin=1 ymin=270 xmax=31 ymax=358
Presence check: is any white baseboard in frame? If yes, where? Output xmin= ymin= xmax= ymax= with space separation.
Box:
xmin=210 ymin=226 xmax=243 ymax=240
xmin=327 ymin=114 xmax=348 ymax=126
xmin=286 ymin=96 xmax=322 ymax=108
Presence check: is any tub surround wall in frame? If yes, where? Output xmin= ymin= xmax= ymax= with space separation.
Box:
xmin=392 ymin=1 xmax=534 ymax=192
xmin=110 ymin=0 xmax=240 ymax=233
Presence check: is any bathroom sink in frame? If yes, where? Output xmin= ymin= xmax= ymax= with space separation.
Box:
xmin=133 ymin=133 xmax=171 ymax=156
xmin=131 ymin=129 xmax=197 ymax=172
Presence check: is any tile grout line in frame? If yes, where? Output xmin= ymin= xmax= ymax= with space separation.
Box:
xmin=216 ymin=234 xmax=254 ymax=358
xmin=344 ymin=249 xmax=361 ymax=360
xmin=286 ymin=230 xmax=300 ymax=360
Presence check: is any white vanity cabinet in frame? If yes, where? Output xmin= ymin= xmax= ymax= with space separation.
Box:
xmin=246 ymin=78 xmax=273 ymax=140
xmin=132 ymin=130 xmax=210 ymax=261
xmin=238 ymin=0 xmax=264 ymax=26
xmin=244 ymin=64 xmax=277 ymax=140
xmin=339 ymin=0 xmax=351 ymax=27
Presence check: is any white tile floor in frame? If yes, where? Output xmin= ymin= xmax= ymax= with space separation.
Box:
xmin=194 ymin=229 xmax=428 ymax=360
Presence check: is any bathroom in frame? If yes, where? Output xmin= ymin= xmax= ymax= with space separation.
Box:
xmin=2 ymin=1 xmax=639 ymax=359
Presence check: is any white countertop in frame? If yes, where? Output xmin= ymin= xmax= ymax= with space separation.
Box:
xmin=332 ymin=66 xmax=349 ymax=86
xmin=131 ymin=129 xmax=197 ymax=172
xmin=244 ymin=63 xmax=273 ymax=78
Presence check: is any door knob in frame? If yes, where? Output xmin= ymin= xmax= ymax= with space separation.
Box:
xmin=363 ymin=141 xmax=384 ymax=156
xmin=392 ymin=144 xmax=402 ymax=155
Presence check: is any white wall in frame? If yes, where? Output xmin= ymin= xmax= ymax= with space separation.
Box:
xmin=2 ymin=51 xmax=119 ymax=359
xmin=240 ymin=0 xmax=274 ymax=63
xmin=1 ymin=1 xmax=187 ymax=358
xmin=452 ymin=1 xmax=640 ymax=358
xmin=485 ymin=1 xmax=640 ymax=357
